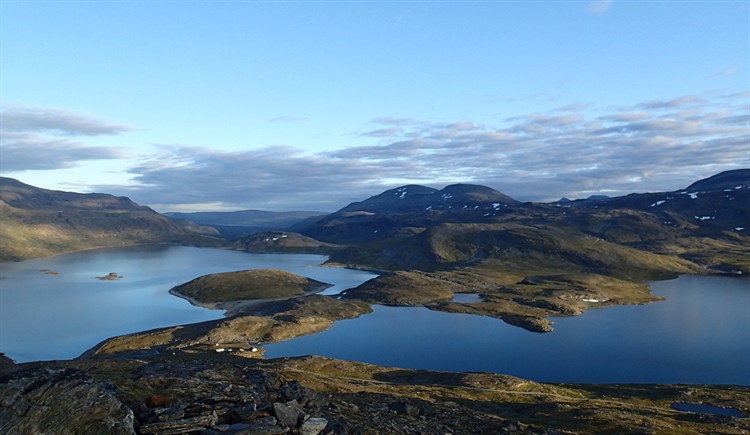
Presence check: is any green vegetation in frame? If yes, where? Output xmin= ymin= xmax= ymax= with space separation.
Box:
xmin=272 ymin=356 xmax=750 ymax=434
xmin=232 ymin=230 xmax=341 ymax=254
xmin=171 ymin=269 xmax=332 ymax=304
xmin=85 ymin=295 xmax=373 ymax=358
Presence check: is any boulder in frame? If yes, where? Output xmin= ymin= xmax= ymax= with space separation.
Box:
xmin=273 ymin=400 xmax=307 ymax=428
xmin=299 ymin=417 xmax=328 ymax=435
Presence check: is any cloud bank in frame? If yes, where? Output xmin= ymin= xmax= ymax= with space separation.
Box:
xmin=98 ymin=91 xmax=748 ymax=211
xmin=0 ymin=105 xmax=130 ymax=171
xmin=2 ymin=94 xmax=746 ymax=211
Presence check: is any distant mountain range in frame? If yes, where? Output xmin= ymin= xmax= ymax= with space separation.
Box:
xmin=284 ymin=170 xmax=749 ymax=248
xmin=2 ymin=170 xmax=748 ymax=269
xmin=164 ymin=210 xmax=327 ymax=238
xmin=164 ymin=209 xmax=325 ymax=228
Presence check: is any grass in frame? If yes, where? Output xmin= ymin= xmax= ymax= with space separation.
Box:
xmin=171 ymin=269 xmax=332 ymax=303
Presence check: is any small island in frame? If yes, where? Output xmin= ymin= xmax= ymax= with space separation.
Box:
xmin=169 ymin=268 xmax=333 ymax=313
xmin=96 ymin=272 xmax=123 ymax=280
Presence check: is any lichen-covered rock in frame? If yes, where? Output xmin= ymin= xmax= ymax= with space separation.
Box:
xmin=0 ymin=367 xmax=135 ymax=434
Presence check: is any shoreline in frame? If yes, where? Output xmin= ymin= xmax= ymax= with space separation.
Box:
xmin=169 ymin=282 xmax=334 ymax=317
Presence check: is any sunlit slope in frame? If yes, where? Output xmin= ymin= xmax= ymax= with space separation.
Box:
xmin=0 ymin=177 xmax=219 ymax=262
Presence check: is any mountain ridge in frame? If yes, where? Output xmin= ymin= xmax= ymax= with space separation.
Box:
xmin=0 ymin=177 xmax=221 ymax=262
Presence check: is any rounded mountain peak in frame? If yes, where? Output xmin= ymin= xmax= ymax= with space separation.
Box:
xmin=685 ymin=169 xmax=750 ymax=192
xmin=440 ymin=184 xmax=516 ymax=204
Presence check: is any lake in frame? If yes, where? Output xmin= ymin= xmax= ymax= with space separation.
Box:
xmin=1 ymin=246 xmax=748 ymax=385
xmin=264 ymin=274 xmax=750 ymax=385
xmin=0 ymin=245 xmax=378 ymax=362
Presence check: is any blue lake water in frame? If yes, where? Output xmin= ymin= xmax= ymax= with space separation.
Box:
xmin=1 ymin=246 xmax=748 ymax=385
xmin=265 ymin=275 xmax=750 ymax=385
xmin=0 ymin=245 xmax=377 ymax=362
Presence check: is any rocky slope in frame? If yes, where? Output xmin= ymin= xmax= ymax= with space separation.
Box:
xmin=2 ymin=355 xmax=748 ymax=434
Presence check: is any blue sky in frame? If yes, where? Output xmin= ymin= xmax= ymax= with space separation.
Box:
xmin=1 ymin=0 xmax=748 ymax=211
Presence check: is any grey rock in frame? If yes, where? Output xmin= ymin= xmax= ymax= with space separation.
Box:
xmin=388 ymin=401 xmax=420 ymax=417
xmin=299 ymin=417 xmax=328 ymax=435
xmin=234 ymin=403 xmax=257 ymax=420
xmin=273 ymin=400 xmax=306 ymax=428
xmin=235 ymin=416 xmax=289 ymax=434
xmin=139 ymin=414 xmax=217 ymax=433
xmin=157 ymin=407 xmax=186 ymax=422
xmin=0 ymin=367 xmax=135 ymax=435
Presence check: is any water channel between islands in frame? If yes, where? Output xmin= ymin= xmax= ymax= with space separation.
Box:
xmin=1 ymin=245 xmax=748 ymax=385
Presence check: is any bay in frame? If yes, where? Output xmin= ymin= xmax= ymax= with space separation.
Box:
xmin=0 ymin=245 xmax=378 ymax=362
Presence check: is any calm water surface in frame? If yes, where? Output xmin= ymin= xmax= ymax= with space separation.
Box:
xmin=265 ymin=275 xmax=750 ymax=385
xmin=0 ymin=245 xmax=377 ymax=362
xmin=2 ymin=246 xmax=748 ymax=385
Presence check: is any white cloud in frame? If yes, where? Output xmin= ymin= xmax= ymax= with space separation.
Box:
xmin=0 ymin=105 xmax=132 ymax=172
xmin=587 ymin=0 xmax=613 ymax=15
xmin=0 ymin=105 xmax=134 ymax=136
xmin=99 ymin=91 xmax=748 ymax=211
xmin=4 ymin=93 xmax=747 ymax=211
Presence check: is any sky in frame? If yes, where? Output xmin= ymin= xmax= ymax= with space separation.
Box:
xmin=0 ymin=0 xmax=748 ymax=212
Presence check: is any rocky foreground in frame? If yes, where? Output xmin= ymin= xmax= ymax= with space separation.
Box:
xmin=1 ymin=353 xmax=749 ymax=434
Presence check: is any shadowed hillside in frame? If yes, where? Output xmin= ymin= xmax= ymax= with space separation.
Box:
xmin=287 ymin=170 xmax=750 ymax=332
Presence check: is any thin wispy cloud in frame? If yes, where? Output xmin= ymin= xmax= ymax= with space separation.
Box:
xmin=636 ymin=95 xmax=707 ymax=110
xmin=712 ymin=68 xmax=738 ymax=78
xmin=361 ymin=127 xmax=404 ymax=138
xmin=267 ymin=115 xmax=308 ymax=123
xmin=587 ymin=0 xmax=613 ymax=15
xmin=0 ymin=105 xmax=134 ymax=136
